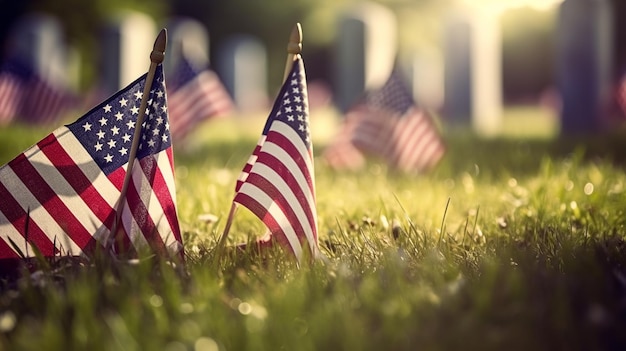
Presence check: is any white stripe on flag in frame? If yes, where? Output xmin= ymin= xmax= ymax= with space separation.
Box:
xmin=26 ymin=142 xmax=106 ymax=241
xmin=0 ymin=165 xmax=83 ymax=255
xmin=132 ymin=153 xmax=178 ymax=248
xmin=251 ymin=162 xmax=316 ymax=252
xmin=270 ymin=121 xmax=316 ymax=193
xmin=120 ymin=202 xmax=150 ymax=251
xmin=155 ymin=152 xmax=179 ymax=249
xmin=238 ymin=182 xmax=303 ymax=259
xmin=0 ymin=210 xmax=35 ymax=257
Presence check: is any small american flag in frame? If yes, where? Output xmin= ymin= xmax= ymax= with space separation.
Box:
xmin=166 ymin=54 xmax=233 ymax=141
xmin=0 ymin=64 xmax=182 ymax=260
xmin=0 ymin=58 xmax=77 ymax=125
xmin=233 ymin=56 xmax=318 ymax=261
xmin=350 ymin=68 xmax=445 ymax=173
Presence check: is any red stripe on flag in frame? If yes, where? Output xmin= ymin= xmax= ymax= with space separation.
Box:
xmin=236 ymin=144 xmax=262 ymax=192
xmin=37 ymin=134 xmax=115 ymax=225
xmin=267 ymin=131 xmax=315 ymax=194
xmin=139 ymin=154 xmax=181 ymax=242
xmin=9 ymin=154 xmax=97 ymax=253
xmin=241 ymin=173 xmax=308 ymax=240
xmin=107 ymin=166 xmax=127 ymax=191
xmin=233 ymin=192 xmax=294 ymax=256
xmin=106 ymin=167 xmax=134 ymax=252
xmin=124 ymin=159 xmax=167 ymax=255
xmin=0 ymin=181 xmax=56 ymax=256
xmin=0 ymin=239 xmax=20 ymax=259
xmin=256 ymin=151 xmax=316 ymax=240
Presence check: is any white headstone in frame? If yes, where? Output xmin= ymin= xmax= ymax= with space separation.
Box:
xmin=100 ymin=11 xmax=156 ymax=95
xmin=408 ymin=50 xmax=444 ymax=112
xmin=443 ymin=5 xmax=502 ymax=136
xmin=335 ymin=2 xmax=397 ymax=112
xmin=216 ymin=35 xmax=268 ymax=112
xmin=7 ymin=13 xmax=72 ymax=88
xmin=164 ymin=17 xmax=210 ymax=75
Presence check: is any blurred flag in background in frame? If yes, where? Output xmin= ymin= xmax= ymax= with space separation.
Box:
xmin=166 ymin=53 xmax=234 ymax=141
xmin=0 ymin=58 xmax=78 ymax=126
xmin=325 ymin=67 xmax=445 ymax=173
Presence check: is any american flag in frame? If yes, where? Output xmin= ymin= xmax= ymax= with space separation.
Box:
xmin=0 ymin=64 xmax=182 ymax=260
xmin=233 ymin=56 xmax=318 ymax=261
xmin=349 ymin=68 xmax=445 ymax=172
xmin=0 ymin=58 xmax=77 ymax=125
xmin=166 ymin=54 xmax=233 ymax=141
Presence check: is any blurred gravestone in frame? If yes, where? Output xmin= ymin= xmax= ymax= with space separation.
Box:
xmin=408 ymin=50 xmax=444 ymax=112
xmin=335 ymin=2 xmax=397 ymax=112
xmin=6 ymin=13 xmax=73 ymax=88
xmin=556 ymin=0 xmax=613 ymax=134
xmin=100 ymin=11 xmax=156 ymax=95
xmin=164 ymin=17 xmax=210 ymax=76
xmin=443 ymin=6 xmax=502 ymax=136
xmin=216 ymin=35 xmax=267 ymax=112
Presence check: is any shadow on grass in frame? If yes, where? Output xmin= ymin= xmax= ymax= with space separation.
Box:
xmin=422 ymin=232 xmax=626 ymax=351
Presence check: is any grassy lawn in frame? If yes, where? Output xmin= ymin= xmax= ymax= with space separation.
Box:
xmin=1 ymin=106 xmax=626 ymax=350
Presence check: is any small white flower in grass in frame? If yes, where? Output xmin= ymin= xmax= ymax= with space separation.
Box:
xmin=584 ymin=182 xmax=594 ymax=195
xmin=149 ymin=294 xmax=163 ymax=307
xmin=213 ymin=168 xmax=232 ymax=186
xmin=496 ymin=216 xmax=507 ymax=229
xmin=0 ymin=311 xmax=16 ymax=332
xmin=198 ymin=213 xmax=219 ymax=224
xmin=379 ymin=214 xmax=389 ymax=230
xmin=194 ymin=337 xmax=219 ymax=351
xmin=446 ymin=273 xmax=466 ymax=295
xmin=507 ymin=177 xmax=517 ymax=187
xmin=238 ymin=302 xmax=252 ymax=315
xmin=180 ymin=303 xmax=194 ymax=314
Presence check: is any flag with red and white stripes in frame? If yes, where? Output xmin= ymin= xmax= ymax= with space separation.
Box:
xmin=233 ymin=56 xmax=318 ymax=261
xmin=0 ymin=64 xmax=182 ymax=260
xmin=0 ymin=58 xmax=77 ymax=125
xmin=350 ymin=68 xmax=445 ymax=172
xmin=166 ymin=54 xmax=233 ymax=141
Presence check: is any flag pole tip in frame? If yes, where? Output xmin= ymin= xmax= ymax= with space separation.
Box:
xmin=287 ymin=23 xmax=302 ymax=55
xmin=151 ymin=28 xmax=167 ymax=64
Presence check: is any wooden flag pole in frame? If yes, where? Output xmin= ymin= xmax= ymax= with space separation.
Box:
xmin=215 ymin=23 xmax=303 ymax=255
xmin=216 ymin=202 xmax=237 ymax=252
xmin=109 ymin=29 xmax=167 ymax=249
xmin=283 ymin=23 xmax=302 ymax=82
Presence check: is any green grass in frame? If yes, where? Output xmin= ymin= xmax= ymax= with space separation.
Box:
xmin=1 ymin=107 xmax=626 ymax=350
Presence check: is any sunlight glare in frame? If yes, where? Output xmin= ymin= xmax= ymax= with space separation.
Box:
xmin=461 ymin=0 xmax=565 ymax=13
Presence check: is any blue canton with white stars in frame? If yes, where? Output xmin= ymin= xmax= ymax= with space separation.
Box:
xmin=67 ymin=65 xmax=171 ymax=175
xmin=365 ymin=68 xmax=414 ymax=115
xmin=265 ymin=58 xmax=310 ymax=149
